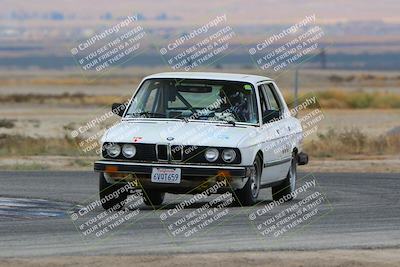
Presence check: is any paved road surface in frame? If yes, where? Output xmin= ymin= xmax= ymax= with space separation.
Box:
xmin=0 ymin=171 xmax=399 ymax=257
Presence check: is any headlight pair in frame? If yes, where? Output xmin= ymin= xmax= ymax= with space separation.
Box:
xmin=204 ymin=148 xmax=236 ymax=163
xmin=106 ymin=143 xmax=136 ymax=158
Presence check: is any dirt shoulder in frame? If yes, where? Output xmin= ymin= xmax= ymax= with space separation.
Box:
xmin=302 ymin=155 xmax=400 ymax=173
xmin=1 ymin=249 xmax=400 ymax=267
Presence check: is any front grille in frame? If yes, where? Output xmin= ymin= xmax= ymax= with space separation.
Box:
xmin=137 ymin=144 xmax=157 ymax=161
xmin=102 ymin=143 xmax=241 ymax=164
xmin=171 ymin=145 xmax=183 ymax=161
xmin=156 ymin=144 xmax=168 ymax=161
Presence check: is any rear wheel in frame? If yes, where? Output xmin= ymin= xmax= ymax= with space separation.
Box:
xmin=235 ymin=156 xmax=261 ymax=206
xmin=143 ymin=190 xmax=165 ymax=206
xmin=99 ymin=172 xmax=128 ymax=210
xmin=272 ymin=154 xmax=297 ymax=202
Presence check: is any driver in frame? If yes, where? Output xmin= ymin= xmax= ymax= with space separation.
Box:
xmin=218 ymin=84 xmax=249 ymax=121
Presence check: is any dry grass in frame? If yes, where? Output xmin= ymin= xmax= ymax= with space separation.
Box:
xmin=0 ymin=90 xmax=399 ymax=109
xmin=0 ymin=163 xmax=50 ymax=171
xmin=0 ymin=93 xmax=128 ymax=106
xmin=1 ymin=128 xmax=399 ymax=159
xmin=0 ymin=119 xmax=15 ymax=128
xmin=285 ymin=90 xmax=400 ymax=109
xmin=304 ymin=128 xmax=400 ymax=158
xmin=2 ymin=249 xmax=400 ymax=267
xmin=0 ymin=76 xmax=141 ymax=86
xmin=328 ymin=73 xmax=400 ymax=82
xmin=0 ymin=134 xmax=92 ymax=157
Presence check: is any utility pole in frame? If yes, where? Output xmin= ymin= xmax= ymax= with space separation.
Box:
xmin=320 ymin=48 xmax=326 ymax=69
xmin=294 ymin=68 xmax=299 ymax=117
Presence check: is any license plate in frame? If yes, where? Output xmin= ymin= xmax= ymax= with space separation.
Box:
xmin=151 ymin=168 xmax=181 ymax=184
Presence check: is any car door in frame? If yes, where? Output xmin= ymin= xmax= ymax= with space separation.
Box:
xmin=258 ymin=83 xmax=291 ymax=185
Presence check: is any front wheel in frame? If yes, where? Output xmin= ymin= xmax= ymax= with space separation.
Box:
xmin=99 ymin=172 xmax=128 ymax=210
xmin=235 ymin=156 xmax=261 ymax=206
xmin=143 ymin=190 xmax=165 ymax=206
xmin=272 ymin=155 xmax=297 ymax=202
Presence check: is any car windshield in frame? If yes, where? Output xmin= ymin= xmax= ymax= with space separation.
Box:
xmin=125 ymin=78 xmax=259 ymax=124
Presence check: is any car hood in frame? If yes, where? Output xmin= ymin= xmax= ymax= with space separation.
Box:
xmin=102 ymin=120 xmax=255 ymax=147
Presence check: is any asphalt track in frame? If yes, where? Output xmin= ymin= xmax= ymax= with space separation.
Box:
xmin=0 ymin=171 xmax=399 ymax=257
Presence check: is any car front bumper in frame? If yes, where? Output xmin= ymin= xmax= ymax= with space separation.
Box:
xmin=94 ymin=160 xmax=250 ymax=193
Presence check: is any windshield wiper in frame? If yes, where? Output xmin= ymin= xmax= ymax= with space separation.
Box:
xmin=125 ymin=112 xmax=166 ymax=118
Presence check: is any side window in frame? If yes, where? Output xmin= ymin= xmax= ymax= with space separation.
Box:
xmin=262 ymin=83 xmax=281 ymax=111
xmin=258 ymin=85 xmax=268 ymax=120
xmin=259 ymin=83 xmax=282 ymax=124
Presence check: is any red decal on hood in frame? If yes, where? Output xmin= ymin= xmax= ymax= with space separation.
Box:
xmin=133 ymin=137 xmax=143 ymax=142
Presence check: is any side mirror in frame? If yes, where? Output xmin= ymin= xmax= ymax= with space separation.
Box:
xmin=112 ymin=103 xmax=126 ymax=117
xmin=262 ymin=110 xmax=281 ymax=123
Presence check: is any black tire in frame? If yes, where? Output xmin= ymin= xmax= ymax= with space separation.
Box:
xmin=235 ymin=156 xmax=262 ymax=206
xmin=99 ymin=172 xmax=128 ymax=210
xmin=143 ymin=190 xmax=165 ymax=206
xmin=272 ymin=155 xmax=297 ymax=202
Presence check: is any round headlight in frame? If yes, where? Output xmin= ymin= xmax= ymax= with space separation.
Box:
xmin=106 ymin=143 xmax=121 ymax=158
xmin=222 ymin=149 xmax=236 ymax=163
xmin=122 ymin=144 xmax=136 ymax=158
xmin=205 ymin=148 xmax=219 ymax=162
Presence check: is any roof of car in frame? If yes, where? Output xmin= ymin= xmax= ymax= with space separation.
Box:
xmin=143 ymin=72 xmax=273 ymax=84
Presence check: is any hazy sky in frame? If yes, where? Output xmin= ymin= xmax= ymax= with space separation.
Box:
xmin=1 ymin=0 xmax=399 ymax=26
